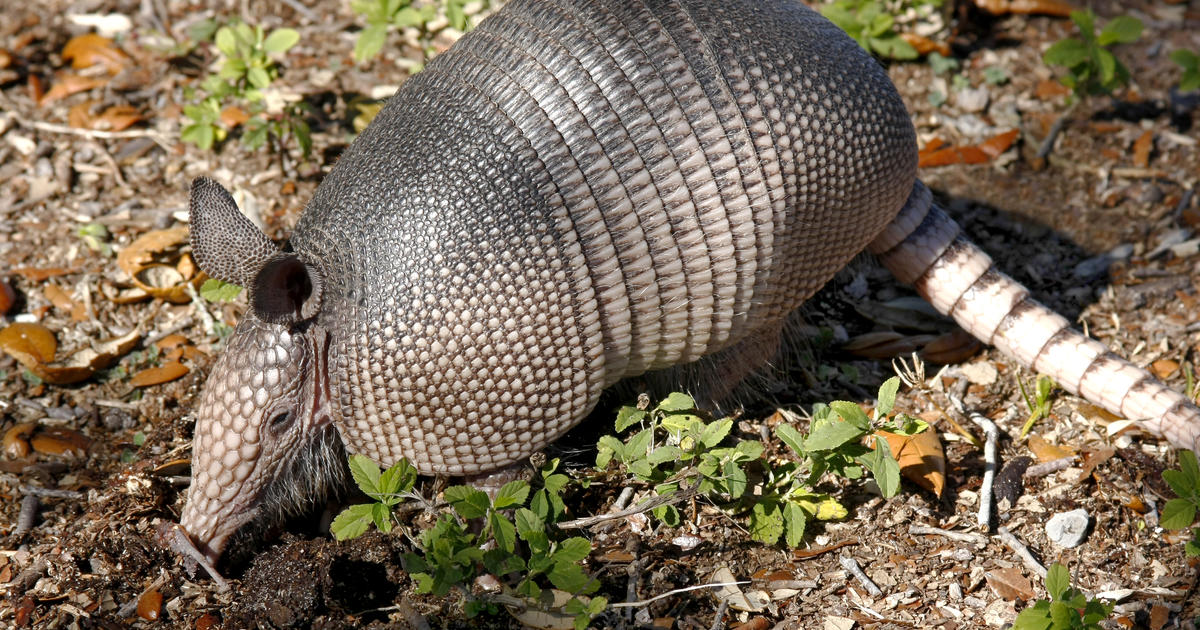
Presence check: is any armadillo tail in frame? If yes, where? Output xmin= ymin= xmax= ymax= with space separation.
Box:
xmin=869 ymin=181 xmax=1200 ymax=453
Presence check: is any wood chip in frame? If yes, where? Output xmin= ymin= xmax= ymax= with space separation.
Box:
xmin=129 ymin=360 xmax=189 ymax=387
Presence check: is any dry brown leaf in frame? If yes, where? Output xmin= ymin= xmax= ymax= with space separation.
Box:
xmin=11 ymin=267 xmax=77 ymax=282
xmin=221 ymin=105 xmax=250 ymax=128
xmin=92 ymin=104 xmax=141 ymax=131
xmin=1074 ymin=446 xmax=1115 ymax=484
xmin=136 ymin=589 xmax=162 ymax=621
xmin=877 ymin=429 xmax=946 ymax=497
xmin=30 ymin=426 xmax=91 ymax=457
xmin=61 ymin=33 xmax=130 ymax=74
xmin=1132 ymin=130 xmax=1154 ymax=168
xmin=844 ymin=331 xmax=934 ymax=359
xmin=985 ymin=567 xmax=1034 ymax=600
xmin=1150 ymin=358 xmax=1178 ymax=379
xmin=973 ymin=0 xmax=1074 ymax=17
xmin=791 ymin=538 xmax=858 ymax=560
xmin=899 ymin=32 xmax=950 ymax=57
xmin=27 ymin=74 xmax=44 ymax=103
xmin=1027 ymin=435 xmax=1075 ymax=462
xmin=505 ymin=589 xmax=586 ymax=629
xmin=919 ymin=329 xmax=981 ymax=364
xmin=129 ymin=361 xmax=189 ymax=387
xmin=154 ymin=333 xmax=190 ymax=350
xmin=3 ymin=423 xmax=36 ymax=459
xmin=39 ymin=72 xmax=107 ymax=105
xmin=1 ymin=325 xmax=140 ymax=385
xmin=0 ymin=322 xmax=58 ymax=365
xmin=0 ymin=279 xmax=15 ymax=315
xmin=1035 ymin=78 xmax=1071 ymax=100
xmin=979 ymin=129 xmax=1020 ymax=159
xmin=67 ymin=99 xmax=100 ymax=128
xmin=116 ymin=227 xmax=202 ymax=303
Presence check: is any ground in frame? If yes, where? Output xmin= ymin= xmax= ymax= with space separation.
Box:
xmin=1 ymin=0 xmax=1198 ymax=628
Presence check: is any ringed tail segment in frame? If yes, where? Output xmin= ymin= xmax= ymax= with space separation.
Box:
xmin=870 ymin=181 xmax=1200 ymax=452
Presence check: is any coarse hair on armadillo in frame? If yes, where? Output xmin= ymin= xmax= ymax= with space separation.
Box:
xmin=257 ymin=424 xmax=348 ymax=533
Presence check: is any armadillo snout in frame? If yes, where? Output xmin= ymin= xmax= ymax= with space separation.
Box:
xmin=180 ymin=317 xmax=326 ymax=562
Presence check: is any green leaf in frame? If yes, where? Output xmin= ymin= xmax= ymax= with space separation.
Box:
xmin=515 ymin=507 xmax=543 ymax=537
xmin=646 ymin=445 xmax=683 ymax=466
xmin=652 ymin=504 xmax=679 ymax=526
xmin=199 ymin=278 xmax=243 ymax=302
xmin=1161 ymin=498 xmax=1197 ymax=530
xmin=378 ymin=457 xmax=417 ymax=495
xmin=776 ymin=423 xmax=805 ymax=455
xmin=1044 ymin=563 xmax=1070 ymax=600
xmin=1095 ymin=48 xmax=1117 ymax=87
xmin=876 ymin=377 xmax=900 ymax=416
xmin=656 ymin=392 xmax=695 ymax=412
xmin=1179 ymin=450 xmax=1200 ymax=486
xmin=263 ymin=28 xmax=300 ymax=54
xmin=1068 ymin=10 xmax=1095 ymax=41
xmin=1012 ymin=606 xmax=1053 ymax=630
xmin=1043 ymin=39 xmax=1090 ymax=68
xmin=829 ymin=401 xmax=871 ymax=430
xmin=869 ymin=35 xmax=918 ymax=61
xmin=548 ymin=561 xmax=594 ymax=594
xmin=554 ymin=537 xmax=592 ymax=564
xmin=1047 ymin=600 xmax=1077 ymax=626
xmin=1163 ymin=469 xmax=1194 ymax=500
xmin=595 ymin=435 xmax=623 ymax=468
xmin=355 ymin=23 xmax=389 ymax=63
xmin=734 ymin=439 xmax=764 ymax=460
xmin=748 ymin=500 xmax=783 ymax=545
xmin=783 ymin=502 xmax=807 ymax=548
xmin=444 ymin=485 xmax=490 ymax=519
xmin=330 ymin=503 xmax=375 ymax=540
xmin=1098 ymin=16 xmax=1141 ymax=46
xmin=482 ymin=548 xmax=524 ymax=576
xmin=699 ymin=418 xmax=733 ymax=448
xmin=214 ymin=26 xmax=237 ymax=57
xmin=722 ymin=459 xmax=748 ymax=498
xmin=490 ymin=511 xmax=517 ymax=553
xmin=804 ymin=418 xmax=865 ymax=451
xmin=1187 ymin=528 xmax=1200 ymax=557
xmin=392 ymin=7 xmax=428 ymax=27
xmin=625 ymin=428 xmax=653 ymax=461
xmin=181 ymin=123 xmax=216 ymax=150
xmin=493 ymin=480 xmax=530 ymax=509
xmin=860 ymin=436 xmax=901 ymax=497
xmin=615 ymin=406 xmax=647 ymax=432
xmin=371 ymin=501 xmax=393 ymax=533
xmin=347 ymin=454 xmax=382 ymax=495
xmin=246 ymin=66 xmax=271 ymax=89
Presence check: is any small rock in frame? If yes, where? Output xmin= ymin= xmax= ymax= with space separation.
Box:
xmin=955 ymin=86 xmax=990 ymax=113
xmin=1147 ymin=228 xmax=1192 ymax=259
xmin=1045 ymin=508 xmax=1091 ymax=548
xmin=960 ymin=361 xmax=998 ymax=386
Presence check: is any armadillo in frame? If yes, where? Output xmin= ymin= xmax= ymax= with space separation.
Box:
xmin=180 ymin=0 xmax=1200 ymax=564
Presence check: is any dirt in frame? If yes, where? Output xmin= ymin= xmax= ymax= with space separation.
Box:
xmin=1 ymin=0 xmax=1199 ymax=628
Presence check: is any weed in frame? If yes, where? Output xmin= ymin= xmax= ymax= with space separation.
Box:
xmin=77 ymin=222 xmax=112 ymax=257
xmin=1042 ymin=10 xmax=1142 ymax=99
xmin=198 ymin=278 xmax=243 ymax=303
xmin=1013 ymin=563 xmax=1114 ymax=629
xmin=352 ymin=0 xmax=492 ymax=65
xmin=1172 ymin=49 xmax=1200 ymax=92
xmin=1018 ymin=375 xmax=1057 ymax=439
xmin=331 ymin=454 xmax=417 ymax=538
xmin=181 ymin=20 xmax=311 ymax=157
xmin=1161 ymin=450 xmax=1200 ymax=557
xmin=820 ymin=0 xmax=941 ymax=60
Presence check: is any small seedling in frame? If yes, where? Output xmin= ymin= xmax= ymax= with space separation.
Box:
xmin=182 ymin=20 xmax=310 ymax=157
xmin=819 ymin=0 xmax=929 ymax=60
xmin=330 ymin=454 xmax=417 ymax=539
xmin=1018 ymin=374 xmax=1058 ymax=438
xmin=927 ymin=51 xmax=959 ymax=75
xmin=1013 ymin=564 xmax=1114 ymax=629
xmin=1172 ymin=49 xmax=1200 ymax=92
xmin=199 ymin=278 xmax=243 ymax=302
xmin=1161 ymin=450 xmax=1200 ymax=557
xmin=983 ymin=66 xmax=1008 ymax=85
xmin=1042 ymin=10 xmax=1142 ymax=98
xmin=77 ymin=222 xmax=112 ymax=257
xmin=352 ymin=0 xmax=492 ymax=64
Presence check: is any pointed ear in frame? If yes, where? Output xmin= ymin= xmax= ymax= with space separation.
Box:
xmin=189 ymin=177 xmax=280 ymax=288
xmin=251 ymin=253 xmax=324 ymax=325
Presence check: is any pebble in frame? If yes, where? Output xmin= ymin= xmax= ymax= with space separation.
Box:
xmin=955 ymin=86 xmax=990 ymax=113
xmin=1045 ymin=508 xmax=1091 ymax=548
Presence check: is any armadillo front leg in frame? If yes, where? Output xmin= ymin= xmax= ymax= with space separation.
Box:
xmin=872 ymin=182 xmax=1200 ymax=453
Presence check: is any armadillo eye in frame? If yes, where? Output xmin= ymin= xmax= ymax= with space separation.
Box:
xmin=268 ymin=411 xmax=294 ymax=434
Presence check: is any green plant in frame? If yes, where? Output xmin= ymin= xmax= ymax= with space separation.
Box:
xmin=1161 ymin=450 xmax=1200 ymax=557
xmin=1018 ymin=375 xmax=1058 ymax=438
xmin=599 ymin=379 xmax=919 ymax=547
xmin=352 ymin=0 xmax=492 ymax=65
xmin=1042 ymin=10 xmax=1142 ymax=98
xmin=331 ymin=454 xmax=417 ymax=538
xmin=199 ymin=278 xmax=243 ymax=302
xmin=182 ymin=20 xmax=311 ymax=157
xmin=1013 ymin=564 xmax=1114 ymax=629
xmin=332 ymin=456 xmax=605 ymax=629
xmin=77 ymin=222 xmax=112 ymax=257
xmin=820 ymin=0 xmax=941 ymax=60
xmin=1172 ymin=49 xmax=1200 ymax=92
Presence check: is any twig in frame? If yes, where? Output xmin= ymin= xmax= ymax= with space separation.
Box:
xmin=557 ymin=484 xmax=699 ymax=530
xmin=996 ymin=526 xmax=1046 ymax=579
xmin=14 ymin=495 xmax=39 ymax=535
xmin=709 ymin=598 xmax=730 ymax=630
xmin=1024 ymin=456 xmax=1076 ymax=478
xmin=15 ymin=118 xmax=173 ymax=152
xmin=20 ymin=485 xmax=86 ymax=500
xmin=838 ymin=554 xmax=882 ymax=598
xmin=609 ymin=581 xmax=749 ymax=608
xmin=1036 ymin=103 xmax=1077 ymax=160
xmin=908 ymin=524 xmax=988 ymax=545
xmin=949 ymin=394 xmax=1000 ymax=530
xmin=623 ymin=541 xmax=642 ymax=625
xmin=358 ymin=599 xmax=431 ymax=630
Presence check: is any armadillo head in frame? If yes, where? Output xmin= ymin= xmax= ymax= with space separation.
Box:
xmin=180 ymin=178 xmax=340 ymax=565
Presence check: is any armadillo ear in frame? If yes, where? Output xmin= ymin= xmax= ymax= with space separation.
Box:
xmin=251 ymin=254 xmax=324 ymax=325
xmin=188 ymin=177 xmax=281 ymax=288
